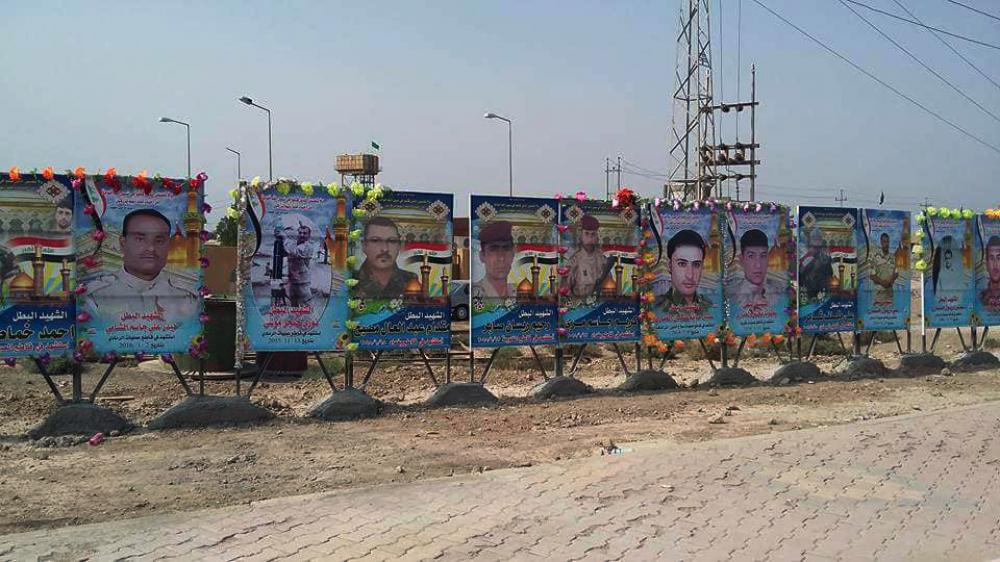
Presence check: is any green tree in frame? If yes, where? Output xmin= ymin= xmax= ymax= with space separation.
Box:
xmin=215 ymin=210 xmax=238 ymax=246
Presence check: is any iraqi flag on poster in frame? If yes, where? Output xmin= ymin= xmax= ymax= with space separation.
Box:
xmin=402 ymin=242 xmax=451 ymax=266
xmin=5 ymin=235 xmax=74 ymax=261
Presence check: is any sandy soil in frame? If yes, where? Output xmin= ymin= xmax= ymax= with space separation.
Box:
xmin=0 ymin=332 xmax=997 ymax=535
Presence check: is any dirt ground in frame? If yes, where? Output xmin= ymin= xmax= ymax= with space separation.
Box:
xmin=0 ymin=332 xmax=998 ymax=535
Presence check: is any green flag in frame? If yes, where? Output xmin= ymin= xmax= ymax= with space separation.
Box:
xmin=371 ymin=140 xmax=380 ymax=151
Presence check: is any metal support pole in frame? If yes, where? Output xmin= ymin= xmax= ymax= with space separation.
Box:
xmin=314 ymin=353 xmax=337 ymax=392
xmin=198 ymin=358 xmax=205 ymax=396
xmin=479 ymin=348 xmax=501 ymax=384
xmin=446 ymin=350 xmax=452 ymax=384
xmin=956 ymin=328 xmax=969 ymax=353
xmin=33 ymin=359 xmax=65 ymax=404
xmin=72 ymin=361 xmax=83 ymax=402
xmin=245 ymin=353 xmax=275 ymax=398
xmin=892 ymin=330 xmax=904 ymax=355
xmin=906 ymin=328 xmax=912 ymax=354
xmin=971 ymin=325 xmax=978 ymax=352
xmin=568 ymin=344 xmax=587 ymax=377
xmin=930 ymin=328 xmax=942 ymax=352
xmin=528 ymin=346 xmax=549 ymax=380
xmin=345 ymin=351 xmax=354 ymax=388
xmin=612 ymin=343 xmax=633 ymax=376
xmin=734 ymin=337 xmax=747 ymax=368
xmin=418 ymin=349 xmax=439 ymax=386
xmin=634 ymin=342 xmax=641 ymax=372
xmin=89 ymin=360 xmax=119 ymax=402
xmin=698 ymin=339 xmax=718 ymax=371
xmin=360 ymin=350 xmax=383 ymax=390
xmin=721 ymin=339 xmax=729 ymax=369
xmin=554 ymin=346 xmax=564 ymax=379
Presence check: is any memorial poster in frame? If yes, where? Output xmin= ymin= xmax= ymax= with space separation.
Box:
xmin=558 ymin=199 xmax=640 ymax=344
xmin=796 ymin=206 xmax=859 ymax=333
xmin=352 ymin=191 xmax=452 ymax=350
xmin=470 ymin=195 xmax=558 ymax=347
xmin=0 ymin=172 xmax=75 ymax=357
xmin=857 ymin=209 xmax=910 ymax=331
xmin=974 ymin=212 xmax=1000 ymax=326
xmin=723 ymin=205 xmax=793 ymax=336
xmin=921 ymin=214 xmax=974 ymax=328
xmin=646 ymin=204 xmax=723 ymax=341
xmin=244 ymin=182 xmax=350 ymax=351
xmin=76 ymin=173 xmax=204 ymax=354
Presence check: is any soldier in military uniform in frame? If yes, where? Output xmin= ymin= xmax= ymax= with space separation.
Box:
xmin=655 ymin=229 xmax=713 ymax=311
xmin=86 ymin=209 xmax=198 ymax=322
xmin=729 ymin=229 xmax=784 ymax=309
xmin=980 ymin=235 xmax=1000 ymax=311
xmin=472 ymin=220 xmax=516 ymax=299
xmin=868 ymin=232 xmax=898 ymax=303
xmin=566 ymin=215 xmax=612 ymax=297
xmin=355 ymin=216 xmax=416 ymax=299
xmin=799 ymin=228 xmax=833 ymax=299
xmin=278 ymin=223 xmax=317 ymax=307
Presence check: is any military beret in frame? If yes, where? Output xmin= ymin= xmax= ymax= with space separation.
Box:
xmin=580 ymin=215 xmax=600 ymax=231
xmin=479 ymin=220 xmax=513 ymax=246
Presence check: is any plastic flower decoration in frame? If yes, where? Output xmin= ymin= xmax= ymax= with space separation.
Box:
xmin=300 ymin=182 xmax=314 ymax=196
xmin=42 ymin=166 xmax=54 ymax=180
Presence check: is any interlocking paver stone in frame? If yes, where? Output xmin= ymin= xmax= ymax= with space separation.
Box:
xmin=3 ymin=402 xmax=1000 ymax=561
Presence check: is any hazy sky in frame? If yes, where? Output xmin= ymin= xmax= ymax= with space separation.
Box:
xmin=2 ymin=0 xmax=998 ymax=225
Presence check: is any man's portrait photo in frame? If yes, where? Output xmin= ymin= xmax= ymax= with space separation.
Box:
xmin=276 ymin=220 xmax=318 ymax=307
xmin=869 ymin=232 xmax=898 ymax=303
xmin=656 ymin=228 xmax=711 ymax=309
xmin=799 ymin=228 xmax=833 ymax=299
xmin=980 ymin=235 xmax=1000 ymax=310
xmin=86 ymin=208 xmax=198 ymax=321
xmin=355 ymin=215 xmax=416 ymax=299
xmin=472 ymin=220 xmax=515 ymax=299
xmin=566 ymin=215 xmax=612 ymax=298
xmin=932 ymin=235 xmax=964 ymax=294
xmin=730 ymin=229 xmax=783 ymax=309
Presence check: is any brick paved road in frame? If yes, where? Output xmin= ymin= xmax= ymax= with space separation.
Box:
xmin=3 ymin=402 xmax=1000 ymax=562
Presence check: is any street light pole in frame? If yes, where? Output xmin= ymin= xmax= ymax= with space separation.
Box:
xmin=484 ymin=112 xmax=512 ymax=196
xmin=226 ymin=147 xmax=242 ymax=180
xmin=238 ymin=96 xmax=273 ymax=181
xmin=158 ymin=117 xmax=191 ymax=178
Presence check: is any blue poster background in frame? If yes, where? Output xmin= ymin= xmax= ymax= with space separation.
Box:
xmin=244 ymin=185 xmax=350 ymax=351
xmin=0 ymin=173 xmax=76 ymax=357
xmin=797 ymin=206 xmax=859 ymax=334
xmin=352 ymin=191 xmax=452 ymax=350
xmin=857 ymin=209 xmax=910 ymax=331
xmin=974 ymin=214 xmax=1000 ymax=326
xmin=722 ymin=207 xmax=793 ymax=336
xmin=470 ymin=195 xmax=559 ymax=347
xmin=558 ymin=200 xmax=640 ymax=344
xmin=922 ymin=216 xmax=974 ymax=328
xmin=75 ymin=175 xmax=204 ymax=354
xmin=646 ymin=204 xmax=723 ymax=341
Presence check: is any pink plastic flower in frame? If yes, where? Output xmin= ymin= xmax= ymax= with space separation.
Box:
xmin=199 ymin=257 xmax=210 ymax=268
xmin=83 ymin=204 xmax=96 ymax=215
xmin=199 ymin=230 xmax=211 ymax=242
xmin=556 ymin=224 xmax=569 ymax=233
xmin=557 ymin=266 xmax=570 ymax=276
xmin=557 ymin=327 xmax=568 ymax=337
xmin=73 ymin=285 xmax=87 ymax=295
xmin=161 ymin=353 xmax=175 ymax=364
xmin=76 ymin=311 xmax=91 ymax=323
xmin=201 ymin=202 xmax=212 ymax=214
xmin=574 ymin=191 xmax=586 ymax=202
xmin=91 ymin=230 xmax=106 ymax=242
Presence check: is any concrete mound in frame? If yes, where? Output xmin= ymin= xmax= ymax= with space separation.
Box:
xmin=310 ymin=388 xmax=382 ymax=421
xmin=148 ymin=395 xmax=274 ymax=430
xmin=28 ymin=403 xmax=131 ymax=439
xmin=424 ymin=383 xmax=499 ymax=407
xmin=532 ymin=377 xmax=592 ymax=400
xmin=618 ymin=370 xmax=680 ymax=392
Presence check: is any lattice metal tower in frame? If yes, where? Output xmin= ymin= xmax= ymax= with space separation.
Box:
xmin=666 ymin=0 xmax=717 ymax=201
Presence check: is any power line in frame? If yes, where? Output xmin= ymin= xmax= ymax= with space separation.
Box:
xmin=837 ymin=0 xmax=1000 ymax=125
xmin=842 ymin=0 xmax=1000 ymax=51
xmin=945 ymin=0 xmax=1000 ymax=23
xmin=750 ymin=0 xmax=1000 ymax=156
xmin=891 ymin=0 xmax=1000 ymax=94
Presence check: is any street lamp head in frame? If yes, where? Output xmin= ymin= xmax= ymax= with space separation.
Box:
xmin=239 ymin=96 xmax=253 ymax=105
xmin=159 ymin=117 xmax=174 ymax=123
xmin=484 ymin=112 xmax=498 ymax=119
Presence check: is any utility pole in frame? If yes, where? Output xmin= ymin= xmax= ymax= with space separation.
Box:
xmin=836 ymin=189 xmax=848 ymax=207
xmin=605 ymin=158 xmax=610 ymax=200
xmin=616 ymin=155 xmax=622 ymax=194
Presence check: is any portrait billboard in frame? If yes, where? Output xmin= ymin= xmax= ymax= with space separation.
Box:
xmin=974 ymin=213 xmax=1000 ymax=326
xmin=243 ymin=183 xmax=350 ymax=351
xmin=722 ymin=205 xmax=793 ymax=337
xmin=857 ymin=209 xmax=911 ymax=331
xmin=921 ymin=214 xmax=974 ymax=328
xmin=76 ymin=174 xmax=204 ymax=354
xmin=796 ymin=206 xmax=859 ymax=334
xmin=558 ymin=200 xmax=640 ymax=344
xmin=0 ymin=172 xmax=75 ymax=357
xmin=470 ymin=195 xmax=558 ymax=347
xmin=351 ymin=190 xmax=452 ymax=350
xmin=645 ymin=204 xmax=723 ymax=341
